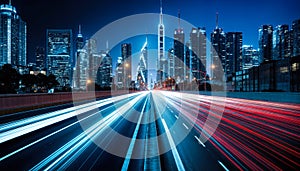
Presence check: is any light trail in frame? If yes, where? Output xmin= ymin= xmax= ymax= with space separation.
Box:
xmin=160 ymin=91 xmax=300 ymax=170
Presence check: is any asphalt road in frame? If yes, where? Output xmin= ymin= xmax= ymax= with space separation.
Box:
xmin=0 ymin=91 xmax=299 ymax=170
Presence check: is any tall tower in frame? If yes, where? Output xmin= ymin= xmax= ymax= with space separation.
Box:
xmin=157 ymin=0 xmax=167 ymax=85
xmin=211 ymin=12 xmax=226 ymax=82
xmin=174 ymin=10 xmax=185 ymax=83
xmin=258 ymin=25 xmax=273 ymax=62
xmin=0 ymin=1 xmax=27 ymax=67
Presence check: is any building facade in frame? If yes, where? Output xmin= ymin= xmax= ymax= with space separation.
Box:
xmin=0 ymin=3 xmax=26 ymax=67
xmin=258 ymin=25 xmax=273 ymax=62
xmin=46 ymin=29 xmax=72 ymax=87
xmin=273 ymin=25 xmax=290 ymax=60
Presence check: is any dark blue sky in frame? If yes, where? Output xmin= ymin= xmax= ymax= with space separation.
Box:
xmin=2 ymin=0 xmax=299 ymax=63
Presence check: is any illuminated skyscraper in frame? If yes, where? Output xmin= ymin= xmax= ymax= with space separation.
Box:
xmin=258 ymin=25 xmax=273 ymax=62
xmin=35 ymin=47 xmax=45 ymax=71
xmin=97 ymin=51 xmax=112 ymax=88
xmin=136 ymin=38 xmax=148 ymax=86
xmin=0 ymin=2 xmax=26 ymax=67
xmin=291 ymin=19 xmax=300 ymax=57
xmin=157 ymin=0 xmax=167 ymax=84
xmin=190 ymin=27 xmax=207 ymax=81
xmin=174 ymin=10 xmax=184 ymax=83
xmin=226 ymin=32 xmax=243 ymax=81
xmin=122 ymin=43 xmax=132 ymax=88
xmin=273 ymin=25 xmax=290 ymax=60
xmin=211 ymin=13 xmax=226 ymax=81
xmin=242 ymin=45 xmax=259 ymax=70
xmin=46 ymin=29 xmax=73 ymax=87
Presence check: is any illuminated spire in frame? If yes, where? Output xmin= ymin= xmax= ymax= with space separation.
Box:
xmin=178 ymin=9 xmax=181 ymax=29
xmin=9 ymin=0 xmax=11 ymax=5
xmin=78 ymin=25 xmax=82 ymax=37
xmin=159 ymin=0 xmax=163 ymax=25
xmin=216 ymin=12 xmax=219 ymax=29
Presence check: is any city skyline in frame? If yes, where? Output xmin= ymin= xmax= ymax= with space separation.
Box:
xmin=4 ymin=0 xmax=299 ymax=63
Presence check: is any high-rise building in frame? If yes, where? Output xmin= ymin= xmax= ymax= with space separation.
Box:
xmin=97 ymin=51 xmax=112 ymax=88
xmin=168 ymin=48 xmax=175 ymax=78
xmin=242 ymin=45 xmax=259 ymax=70
xmin=211 ymin=13 xmax=226 ymax=82
xmin=258 ymin=25 xmax=273 ymax=62
xmin=190 ymin=27 xmax=207 ymax=81
xmin=136 ymin=38 xmax=148 ymax=86
xmin=0 ymin=2 xmax=26 ymax=67
xmin=226 ymin=32 xmax=243 ymax=81
xmin=46 ymin=29 xmax=73 ymax=87
xmin=121 ymin=43 xmax=132 ymax=88
xmin=291 ymin=19 xmax=300 ymax=57
xmin=174 ymin=11 xmax=185 ymax=83
xmin=35 ymin=47 xmax=45 ymax=71
xmin=115 ymin=56 xmax=123 ymax=88
xmin=185 ymin=41 xmax=191 ymax=82
xmin=273 ymin=25 xmax=290 ymax=60
xmin=86 ymin=38 xmax=98 ymax=82
xmin=157 ymin=0 xmax=167 ymax=84
xmin=74 ymin=26 xmax=88 ymax=90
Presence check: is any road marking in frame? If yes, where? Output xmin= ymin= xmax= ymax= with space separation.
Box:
xmin=161 ymin=118 xmax=185 ymax=171
xmin=174 ymin=115 xmax=179 ymax=119
xmin=194 ymin=136 xmax=206 ymax=148
xmin=218 ymin=161 xmax=229 ymax=171
xmin=182 ymin=123 xmax=189 ymax=130
xmin=170 ymin=110 xmax=174 ymax=113
xmin=121 ymin=96 xmax=148 ymax=171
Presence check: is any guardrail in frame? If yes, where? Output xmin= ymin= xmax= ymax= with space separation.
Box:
xmin=0 ymin=90 xmax=131 ymax=115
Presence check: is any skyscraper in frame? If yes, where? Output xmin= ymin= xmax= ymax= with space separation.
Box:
xmin=121 ymin=43 xmax=132 ymax=88
xmin=0 ymin=2 xmax=26 ymax=67
xmin=273 ymin=25 xmax=290 ymax=60
xmin=211 ymin=13 xmax=226 ymax=82
xmin=242 ymin=45 xmax=259 ymax=70
xmin=97 ymin=51 xmax=112 ymax=88
xmin=174 ymin=10 xmax=185 ymax=83
xmin=291 ymin=19 xmax=300 ymax=57
xmin=190 ymin=27 xmax=207 ymax=81
xmin=185 ymin=41 xmax=191 ymax=82
xmin=168 ymin=48 xmax=175 ymax=78
xmin=74 ymin=26 xmax=88 ymax=90
xmin=35 ymin=47 xmax=45 ymax=71
xmin=136 ymin=38 xmax=148 ymax=86
xmin=226 ymin=32 xmax=243 ymax=81
xmin=258 ymin=25 xmax=273 ymax=62
xmin=157 ymin=0 xmax=167 ymax=84
xmin=46 ymin=29 xmax=72 ymax=87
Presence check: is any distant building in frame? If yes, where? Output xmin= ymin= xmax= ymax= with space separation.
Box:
xmin=291 ymin=19 xmax=300 ymax=57
xmin=258 ymin=25 xmax=273 ymax=62
xmin=35 ymin=47 xmax=45 ymax=71
xmin=157 ymin=1 xmax=167 ymax=84
xmin=225 ymin=32 xmax=243 ymax=81
xmin=46 ymin=29 xmax=73 ymax=87
xmin=174 ymin=27 xmax=184 ymax=83
xmin=97 ymin=51 xmax=112 ymax=88
xmin=136 ymin=38 xmax=148 ymax=87
xmin=115 ymin=56 xmax=123 ymax=88
xmin=242 ymin=45 xmax=259 ymax=70
xmin=168 ymin=48 xmax=175 ymax=78
xmin=121 ymin=43 xmax=132 ymax=88
xmin=86 ymin=39 xmax=98 ymax=82
xmin=234 ymin=56 xmax=300 ymax=92
xmin=190 ymin=27 xmax=206 ymax=81
xmin=273 ymin=25 xmax=290 ymax=60
xmin=185 ymin=42 xmax=191 ymax=82
xmin=0 ymin=3 xmax=26 ymax=67
xmin=211 ymin=26 xmax=226 ymax=82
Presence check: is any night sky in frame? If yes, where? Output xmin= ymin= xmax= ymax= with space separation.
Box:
xmin=1 ymin=0 xmax=299 ymax=63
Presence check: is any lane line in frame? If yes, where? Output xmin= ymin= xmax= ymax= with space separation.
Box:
xmin=218 ymin=161 xmax=230 ymax=171
xmin=161 ymin=118 xmax=185 ymax=171
xmin=182 ymin=123 xmax=189 ymax=130
xmin=121 ymin=95 xmax=149 ymax=171
xmin=194 ymin=136 xmax=206 ymax=148
xmin=174 ymin=115 xmax=179 ymax=119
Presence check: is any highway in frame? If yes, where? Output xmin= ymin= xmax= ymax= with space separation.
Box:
xmin=0 ymin=91 xmax=299 ymax=170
